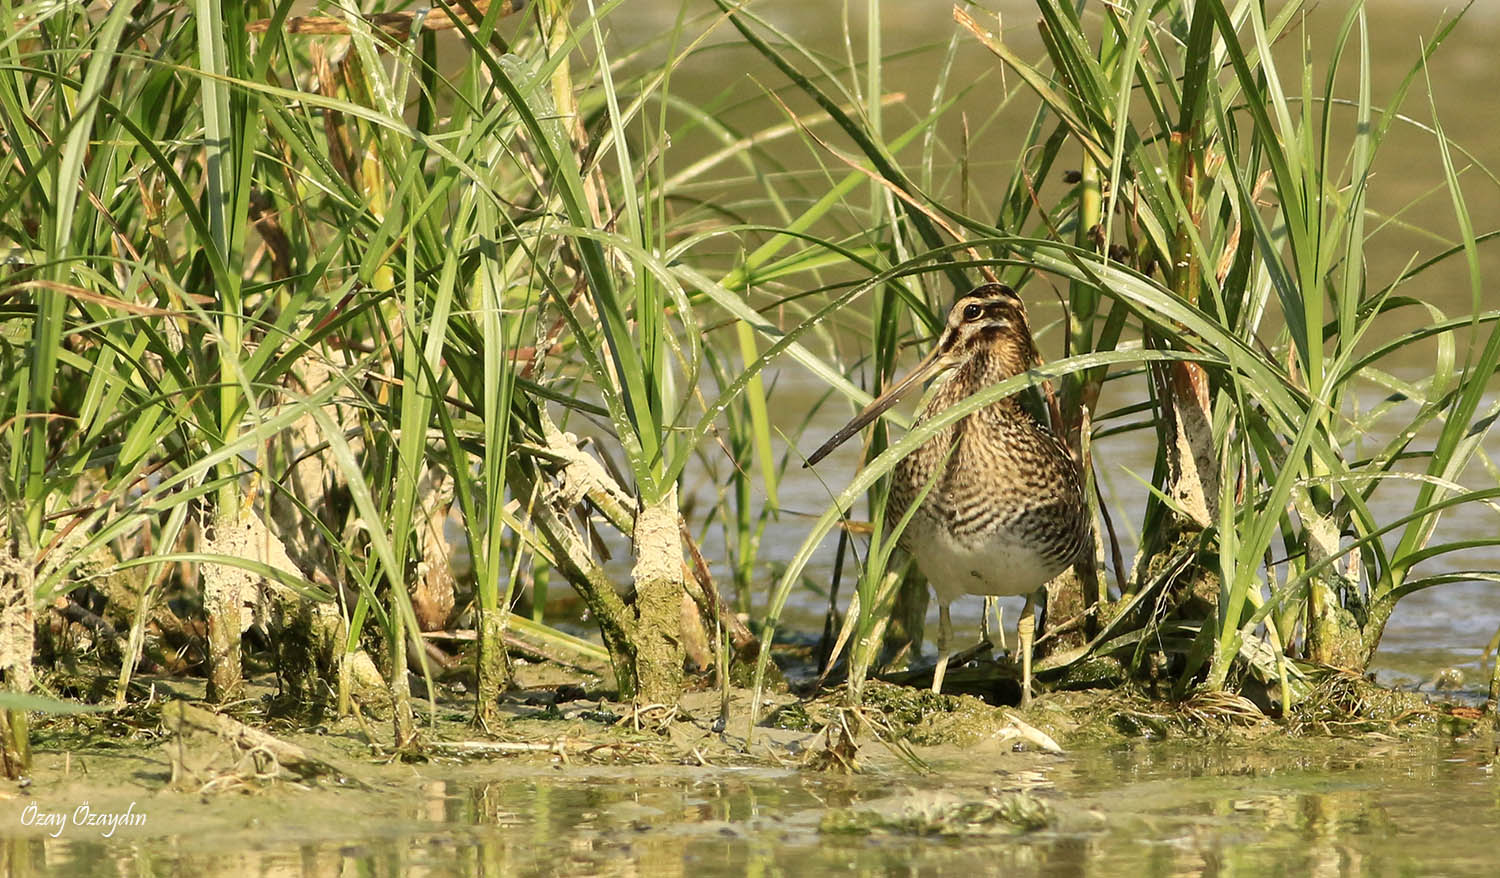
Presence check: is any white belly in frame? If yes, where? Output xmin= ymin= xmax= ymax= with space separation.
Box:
xmin=910 ymin=526 xmax=1066 ymax=606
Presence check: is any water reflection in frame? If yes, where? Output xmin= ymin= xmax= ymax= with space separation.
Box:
xmin=5 ymin=738 xmax=1494 ymax=876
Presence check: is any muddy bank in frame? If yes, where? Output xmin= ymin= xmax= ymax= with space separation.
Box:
xmin=0 ymin=666 xmax=1493 ymax=876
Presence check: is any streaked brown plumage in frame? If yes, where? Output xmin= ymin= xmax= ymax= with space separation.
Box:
xmin=806 ymin=283 xmax=1091 ymax=704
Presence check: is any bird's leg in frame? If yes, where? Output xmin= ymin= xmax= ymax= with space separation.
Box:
xmin=932 ymin=603 xmax=952 ymax=694
xmin=982 ymin=597 xmax=1006 ymax=652
xmin=1018 ymin=594 xmax=1036 ymax=707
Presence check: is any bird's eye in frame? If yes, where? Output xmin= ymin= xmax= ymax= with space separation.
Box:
xmin=962 ymin=303 xmax=983 ymax=322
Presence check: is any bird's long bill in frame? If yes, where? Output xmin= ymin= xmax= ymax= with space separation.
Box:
xmin=804 ymin=344 xmax=951 ymax=467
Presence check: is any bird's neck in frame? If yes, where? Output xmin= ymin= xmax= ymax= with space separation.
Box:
xmin=927 ymin=346 xmax=1032 ymax=417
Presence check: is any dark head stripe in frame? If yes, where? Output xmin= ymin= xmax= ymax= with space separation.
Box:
xmin=965 ymin=282 xmax=1022 ymax=305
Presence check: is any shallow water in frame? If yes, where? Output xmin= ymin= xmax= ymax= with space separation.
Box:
xmin=7 ymin=736 xmax=1495 ymax=876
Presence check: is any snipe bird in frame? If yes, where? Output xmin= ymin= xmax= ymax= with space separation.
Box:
xmin=805 ymin=284 xmax=1091 ymax=705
